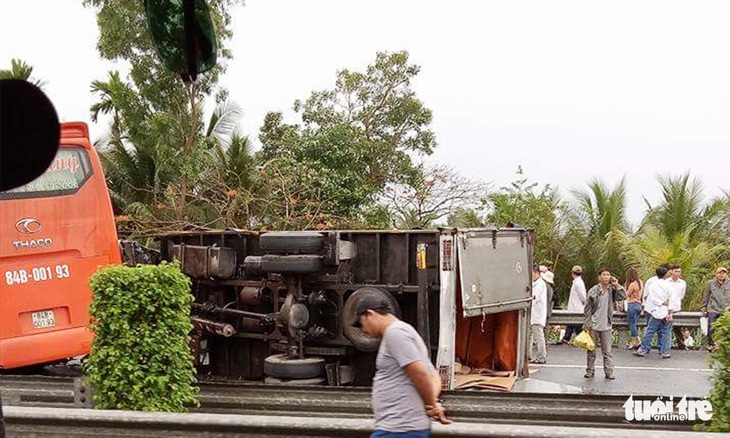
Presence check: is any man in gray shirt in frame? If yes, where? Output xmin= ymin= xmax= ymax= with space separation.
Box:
xmin=583 ymin=268 xmax=626 ymax=379
xmin=353 ymin=292 xmax=450 ymax=437
xmin=702 ymin=266 xmax=730 ymax=351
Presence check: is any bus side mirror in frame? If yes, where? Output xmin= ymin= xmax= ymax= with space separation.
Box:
xmin=144 ymin=0 xmax=218 ymax=83
xmin=0 ymin=79 xmax=60 ymax=191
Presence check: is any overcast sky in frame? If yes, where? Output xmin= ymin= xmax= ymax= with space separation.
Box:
xmin=2 ymin=0 xmax=729 ymax=226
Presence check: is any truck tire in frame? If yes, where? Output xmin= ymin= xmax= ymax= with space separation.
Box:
xmin=264 ymin=354 xmax=325 ymax=379
xmin=264 ymin=376 xmax=327 ymax=386
xmin=261 ymin=255 xmax=322 ymax=274
xmin=343 ymin=287 xmax=400 ymax=352
xmin=259 ymin=231 xmax=325 ymax=254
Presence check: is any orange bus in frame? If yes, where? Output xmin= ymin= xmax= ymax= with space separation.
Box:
xmin=0 ymin=122 xmax=120 ymax=369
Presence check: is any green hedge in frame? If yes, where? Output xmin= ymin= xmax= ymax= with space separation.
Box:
xmin=707 ymin=312 xmax=730 ymax=432
xmin=84 ymin=262 xmax=198 ymax=411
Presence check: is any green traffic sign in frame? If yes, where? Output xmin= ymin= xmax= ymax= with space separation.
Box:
xmin=144 ymin=0 xmax=217 ymax=82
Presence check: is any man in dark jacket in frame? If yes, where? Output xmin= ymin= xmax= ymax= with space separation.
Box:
xmin=583 ymin=268 xmax=627 ymax=379
xmin=702 ymin=266 xmax=730 ymax=351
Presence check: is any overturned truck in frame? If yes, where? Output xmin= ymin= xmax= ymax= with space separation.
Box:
xmin=157 ymin=227 xmax=535 ymax=388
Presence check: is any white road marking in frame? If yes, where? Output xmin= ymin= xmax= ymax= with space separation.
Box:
xmin=533 ymin=364 xmax=712 ymax=372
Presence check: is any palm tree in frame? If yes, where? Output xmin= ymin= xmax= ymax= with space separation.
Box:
xmin=705 ymin=191 xmax=730 ymax=249
xmin=188 ymin=100 xmax=262 ymax=228
xmin=572 ymin=178 xmax=630 ymax=280
xmin=619 ymin=224 xmax=727 ymax=309
xmin=574 ymin=178 xmax=629 ymax=238
xmin=91 ymin=72 xmax=170 ymax=212
xmin=642 ymin=173 xmax=705 ymax=240
xmin=205 ymin=100 xmax=243 ymax=148
xmin=632 ymin=174 xmax=730 ymax=308
xmin=0 ymin=59 xmax=46 ymax=88
xmin=94 ymin=116 xmax=164 ymax=211
xmin=203 ymin=100 xmax=255 ymax=191
xmin=214 ymin=134 xmax=255 ymax=190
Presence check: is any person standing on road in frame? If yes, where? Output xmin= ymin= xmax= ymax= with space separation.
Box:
xmin=635 ymin=266 xmax=673 ymax=359
xmin=667 ymin=264 xmax=687 ymax=349
xmin=539 ymin=265 xmax=556 ymax=321
xmin=540 ymin=268 xmax=555 ymax=348
xmin=624 ymin=267 xmax=644 ymax=350
xmin=583 ymin=268 xmax=626 ymax=379
xmin=530 ymin=265 xmax=548 ymax=364
xmin=560 ymin=265 xmax=586 ymax=344
xmin=642 ymin=263 xmax=672 ymax=314
xmin=702 ymin=266 xmax=730 ymax=352
xmin=354 ymin=293 xmax=451 ymax=438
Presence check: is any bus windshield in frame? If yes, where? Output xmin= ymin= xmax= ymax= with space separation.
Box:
xmin=0 ymin=147 xmax=93 ymax=200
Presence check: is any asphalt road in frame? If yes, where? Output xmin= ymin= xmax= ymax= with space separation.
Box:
xmin=521 ymin=344 xmax=714 ymax=397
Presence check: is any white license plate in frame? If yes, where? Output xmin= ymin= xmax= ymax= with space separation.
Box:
xmin=32 ymin=310 xmax=56 ymax=329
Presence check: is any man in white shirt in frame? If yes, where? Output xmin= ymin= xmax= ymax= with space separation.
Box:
xmin=635 ymin=266 xmax=673 ymax=358
xmin=641 ymin=263 xmax=672 ymax=329
xmin=642 ymin=263 xmax=672 ymax=307
xmin=560 ymin=265 xmax=586 ymax=344
xmin=667 ymin=264 xmax=687 ymax=349
xmin=530 ymin=265 xmax=548 ymax=364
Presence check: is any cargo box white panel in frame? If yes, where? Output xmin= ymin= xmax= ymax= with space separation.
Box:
xmin=457 ymin=229 xmax=532 ymax=317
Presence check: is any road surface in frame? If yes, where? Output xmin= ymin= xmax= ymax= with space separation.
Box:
xmin=518 ymin=344 xmax=713 ymax=397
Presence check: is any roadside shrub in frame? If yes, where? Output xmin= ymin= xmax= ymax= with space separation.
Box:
xmin=84 ymin=262 xmax=198 ymax=411
xmin=707 ymin=312 xmax=730 ymax=432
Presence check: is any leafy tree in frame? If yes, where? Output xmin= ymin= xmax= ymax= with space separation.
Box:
xmin=253 ymin=154 xmax=356 ymax=229
xmin=447 ymin=207 xmax=486 ymax=228
xmin=483 ymin=167 xmax=577 ymax=303
xmin=486 ymin=167 xmax=573 ymax=263
xmin=258 ymin=51 xmax=436 ymax=227
xmin=0 ymin=58 xmax=46 ymax=88
xmin=357 ymin=204 xmax=394 ymax=229
xmin=382 ymin=163 xmax=488 ymax=229
xmin=84 ymin=0 xmax=242 ymax=228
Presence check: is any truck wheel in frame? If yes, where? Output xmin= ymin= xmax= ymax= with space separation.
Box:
xmin=261 ymin=255 xmax=322 ymax=273
xmin=264 ymin=376 xmax=327 ymax=386
xmin=260 ymin=231 xmax=325 ymax=254
xmin=264 ymin=354 xmax=326 ymax=379
xmin=343 ymin=287 xmax=400 ymax=352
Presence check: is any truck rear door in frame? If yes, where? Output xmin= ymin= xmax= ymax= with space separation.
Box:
xmin=457 ymin=228 xmax=532 ymax=317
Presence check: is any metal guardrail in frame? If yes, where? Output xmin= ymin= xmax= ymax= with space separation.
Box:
xmin=0 ymin=375 xmax=703 ymax=431
xmin=3 ymin=406 xmax=710 ymax=438
xmin=549 ymin=310 xmax=703 ymax=327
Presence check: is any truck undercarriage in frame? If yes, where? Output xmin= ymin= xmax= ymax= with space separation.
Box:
xmin=152 ymin=228 xmax=534 ymax=388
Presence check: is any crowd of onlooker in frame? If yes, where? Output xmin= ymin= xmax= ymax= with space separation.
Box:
xmin=528 ymin=263 xmax=729 ymax=379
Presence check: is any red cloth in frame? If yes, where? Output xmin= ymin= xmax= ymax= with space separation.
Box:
xmin=454 ymin=288 xmax=518 ymax=371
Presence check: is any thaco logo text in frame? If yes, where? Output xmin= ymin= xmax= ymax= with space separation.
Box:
xmin=623 ymin=395 xmax=713 ymax=422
